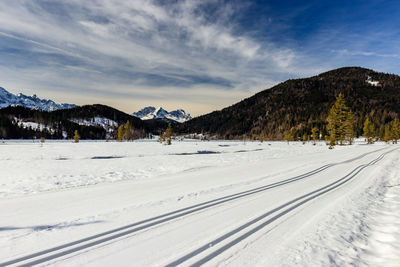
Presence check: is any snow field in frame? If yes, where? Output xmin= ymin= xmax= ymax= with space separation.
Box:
xmin=0 ymin=140 xmax=399 ymax=266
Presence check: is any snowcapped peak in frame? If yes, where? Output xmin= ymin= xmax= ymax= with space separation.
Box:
xmin=133 ymin=106 xmax=192 ymax=123
xmin=154 ymin=107 xmax=168 ymax=117
xmin=0 ymin=87 xmax=13 ymax=97
xmin=0 ymin=86 xmax=76 ymax=111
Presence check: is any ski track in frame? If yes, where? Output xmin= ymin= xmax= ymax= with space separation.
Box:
xmin=166 ymin=149 xmax=395 ymax=266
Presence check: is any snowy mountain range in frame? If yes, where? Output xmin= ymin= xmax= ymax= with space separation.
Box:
xmin=132 ymin=106 xmax=192 ymax=123
xmin=0 ymin=87 xmax=76 ymax=112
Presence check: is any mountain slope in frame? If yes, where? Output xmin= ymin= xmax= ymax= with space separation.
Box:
xmin=0 ymin=104 xmax=168 ymax=139
xmin=0 ymin=87 xmax=75 ymax=111
xmin=178 ymin=67 xmax=400 ymax=139
xmin=133 ymin=106 xmax=192 ymax=123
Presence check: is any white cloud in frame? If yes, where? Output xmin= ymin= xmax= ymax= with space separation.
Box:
xmin=0 ymin=0 xmax=310 ymax=115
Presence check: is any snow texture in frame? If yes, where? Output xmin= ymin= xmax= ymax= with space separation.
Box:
xmin=69 ymin=117 xmax=118 ymax=133
xmin=0 ymin=140 xmax=398 ymax=266
xmin=366 ymin=76 xmax=380 ymax=87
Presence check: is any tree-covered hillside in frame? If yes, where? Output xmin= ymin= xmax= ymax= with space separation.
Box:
xmin=0 ymin=105 xmax=168 ymax=139
xmin=178 ymin=67 xmax=400 ymax=140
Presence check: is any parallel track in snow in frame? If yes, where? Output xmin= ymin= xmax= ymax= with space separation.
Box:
xmin=167 ymin=148 xmax=397 ymax=266
xmin=0 ymin=147 xmax=390 ymax=267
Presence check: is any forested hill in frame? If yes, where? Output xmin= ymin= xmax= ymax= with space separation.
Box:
xmin=0 ymin=104 xmax=168 ymax=139
xmin=178 ymin=67 xmax=400 ymax=140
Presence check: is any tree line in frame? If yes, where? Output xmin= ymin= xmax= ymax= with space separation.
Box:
xmin=283 ymin=93 xmax=400 ymax=147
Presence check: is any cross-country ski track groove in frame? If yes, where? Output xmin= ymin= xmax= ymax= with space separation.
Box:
xmin=168 ymin=148 xmax=397 ymax=266
xmin=0 ymin=147 xmax=394 ymax=267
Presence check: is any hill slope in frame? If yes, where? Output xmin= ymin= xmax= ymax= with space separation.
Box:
xmin=0 ymin=104 xmax=167 ymax=139
xmin=179 ymin=67 xmax=400 ymax=139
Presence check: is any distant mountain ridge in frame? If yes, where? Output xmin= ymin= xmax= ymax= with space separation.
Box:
xmin=0 ymin=104 xmax=170 ymax=139
xmin=133 ymin=106 xmax=192 ymax=123
xmin=0 ymin=87 xmax=76 ymax=111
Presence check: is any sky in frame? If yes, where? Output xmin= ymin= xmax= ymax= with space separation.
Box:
xmin=0 ymin=0 xmax=399 ymax=116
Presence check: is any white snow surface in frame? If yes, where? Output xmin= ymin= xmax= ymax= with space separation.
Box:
xmin=17 ymin=121 xmax=55 ymax=133
xmin=0 ymin=140 xmax=399 ymax=266
xmin=366 ymin=76 xmax=380 ymax=87
xmin=69 ymin=117 xmax=118 ymax=132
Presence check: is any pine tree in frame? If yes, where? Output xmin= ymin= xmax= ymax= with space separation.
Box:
xmin=73 ymin=130 xmax=80 ymax=143
xmin=327 ymin=93 xmax=354 ymax=146
xmin=329 ymin=133 xmax=336 ymax=149
xmin=363 ymin=118 xmax=375 ymax=144
xmin=124 ymin=121 xmax=133 ymax=141
xmin=311 ymin=127 xmax=318 ymax=144
xmin=343 ymin=110 xmax=355 ymax=145
xmin=302 ymin=133 xmax=307 ymax=144
xmin=378 ymin=125 xmax=385 ymax=141
xmin=165 ymin=124 xmax=173 ymax=145
xmin=384 ymin=124 xmax=391 ymax=143
xmin=117 ymin=125 xmax=124 ymax=141
xmin=283 ymin=132 xmax=294 ymax=143
xmin=324 ymin=135 xmax=330 ymax=146
xmin=391 ymin=118 xmax=400 ymax=144
xmin=159 ymin=132 xmax=165 ymax=143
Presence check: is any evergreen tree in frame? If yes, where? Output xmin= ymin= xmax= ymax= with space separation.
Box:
xmin=73 ymin=130 xmax=80 ymax=143
xmin=117 ymin=125 xmax=124 ymax=141
xmin=311 ymin=127 xmax=318 ymax=144
xmin=391 ymin=118 xmax=400 ymax=144
xmin=329 ymin=133 xmax=336 ymax=149
xmin=159 ymin=132 xmax=165 ymax=143
xmin=363 ymin=118 xmax=375 ymax=144
xmin=378 ymin=125 xmax=385 ymax=141
xmin=124 ymin=120 xmax=133 ymax=141
xmin=165 ymin=124 xmax=173 ymax=145
xmin=302 ymin=133 xmax=307 ymax=144
xmin=283 ymin=132 xmax=294 ymax=143
xmin=324 ymin=135 xmax=329 ymax=145
xmin=327 ymin=93 xmax=354 ymax=146
xmin=384 ymin=124 xmax=391 ymax=143
xmin=343 ymin=110 xmax=355 ymax=145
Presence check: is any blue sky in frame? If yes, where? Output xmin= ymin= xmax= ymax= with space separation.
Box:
xmin=0 ymin=0 xmax=399 ymax=115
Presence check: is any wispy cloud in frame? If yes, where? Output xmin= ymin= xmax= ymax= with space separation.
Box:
xmin=0 ymin=0 xmax=309 ymax=115
xmin=0 ymin=1 xmax=398 ymax=115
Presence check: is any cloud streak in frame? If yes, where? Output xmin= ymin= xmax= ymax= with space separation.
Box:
xmin=0 ymin=0 xmax=398 ymax=115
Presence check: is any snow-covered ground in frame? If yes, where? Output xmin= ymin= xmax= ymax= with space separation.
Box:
xmin=0 ymin=140 xmax=399 ymax=266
